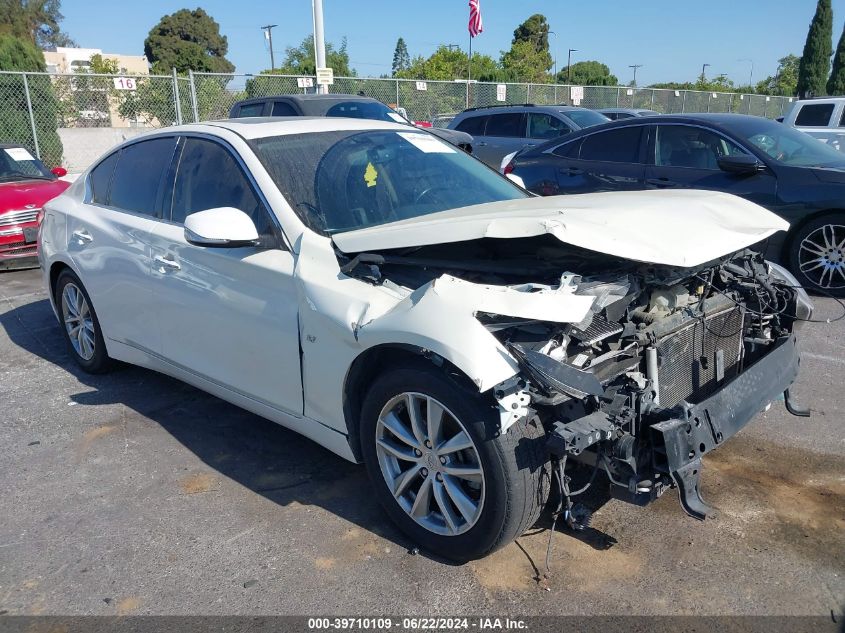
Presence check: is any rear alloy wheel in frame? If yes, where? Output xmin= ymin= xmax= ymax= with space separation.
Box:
xmin=790 ymin=214 xmax=845 ymax=297
xmin=360 ymin=363 xmax=549 ymax=562
xmin=55 ymin=270 xmax=113 ymax=373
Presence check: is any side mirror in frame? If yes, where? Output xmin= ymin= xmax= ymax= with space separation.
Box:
xmin=717 ymin=154 xmax=762 ymax=175
xmin=51 ymin=166 xmax=67 ymax=177
xmin=184 ymin=207 xmax=259 ymax=248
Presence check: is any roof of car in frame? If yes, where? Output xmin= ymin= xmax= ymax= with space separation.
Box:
xmin=457 ymin=104 xmax=597 ymax=114
xmin=168 ymin=116 xmax=411 ymax=139
xmin=0 ymin=143 xmax=25 ymax=149
xmin=235 ymin=93 xmax=377 ymax=105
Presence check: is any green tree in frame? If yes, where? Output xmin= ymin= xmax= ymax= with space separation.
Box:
xmin=0 ymin=33 xmax=62 ymax=165
xmin=392 ymin=37 xmax=410 ymax=76
xmin=828 ymin=23 xmax=845 ymax=94
xmin=269 ymin=35 xmax=354 ymax=77
xmin=144 ymin=8 xmax=234 ymax=74
xmin=756 ymin=54 xmax=801 ymax=95
xmin=500 ymin=14 xmax=552 ymax=82
xmin=556 ymin=60 xmax=618 ymax=86
xmin=0 ymin=0 xmax=75 ymax=48
xmin=396 ymin=45 xmax=500 ymax=81
xmin=797 ymin=0 xmax=833 ymax=97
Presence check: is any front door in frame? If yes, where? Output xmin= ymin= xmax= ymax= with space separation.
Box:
xmin=149 ymin=136 xmax=303 ymax=415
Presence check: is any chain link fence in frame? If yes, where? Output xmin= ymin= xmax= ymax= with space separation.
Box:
xmin=0 ymin=69 xmax=796 ymax=166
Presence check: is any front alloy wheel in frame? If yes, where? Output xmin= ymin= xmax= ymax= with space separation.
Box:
xmin=797 ymin=222 xmax=845 ymax=292
xmin=375 ymin=392 xmax=485 ymax=536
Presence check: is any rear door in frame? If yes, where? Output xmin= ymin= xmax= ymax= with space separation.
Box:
xmin=67 ymin=137 xmax=177 ymax=353
xmin=476 ymin=112 xmax=528 ymax=168
xmin=147 ymin=135 xmax=303 ymax=414
xmin=554 ymin=125 xmax=647 ymax=193
xmin=644 ymin=124 xmax=778 ymax=207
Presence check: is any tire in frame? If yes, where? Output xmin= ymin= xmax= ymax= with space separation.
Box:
xmin=359 ymin=363 xmax=549 ymax=562
xmin=787 ymin=212 xmax=845 ymax=298
xmin=54 ymin=269 xmax=113 ymax=373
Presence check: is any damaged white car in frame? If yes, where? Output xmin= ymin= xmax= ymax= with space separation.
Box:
xmin=39 ymin=118 xmax=813 ymax=562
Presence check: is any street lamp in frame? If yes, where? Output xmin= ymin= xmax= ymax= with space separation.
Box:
xmin=738 ymin=58 xmax=754 ymax=87
xmin=629 ymin=64 xmax=643 ymax=87
xmin=567 ymin=48 xmax=578 ymax=85
xmin=701 ymin=63 xmax=711 ymax=82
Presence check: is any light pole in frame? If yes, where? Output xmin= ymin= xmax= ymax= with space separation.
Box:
xmin=548 ymin=31 xmax=558 ymax=80
xmin=700 ymin=62 xmax=711 ymax=82
xmin=261 ymin=24 xmax=277 ymax=70
xmin=312 ymin=0 xmax=327 ymax=94
xmin=738 ymin=58 xmax=753 ymax=88
xmin=629 ymin=64 xmax=643 ymax=87
xmin=567 ymin=48 xmax=578 ymax=85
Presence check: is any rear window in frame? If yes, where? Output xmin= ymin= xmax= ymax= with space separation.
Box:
xmin=89 ymin=152 xmax=118 ymax=204
xmin=235 ymin=103 xmax=265 ymax=117
xmin=485 ymin=113 xmax=526 ymax=138
xmin=454 ymin=115 xmax=488 ymax=136
xmin=795 ymin=103 xmax=835 ymax=127
xmin=271 ymin=101 xmax=298 ymax=116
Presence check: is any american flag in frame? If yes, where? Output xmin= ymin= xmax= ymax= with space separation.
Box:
xmin=468 ymin=0 xmax=483 ymax=37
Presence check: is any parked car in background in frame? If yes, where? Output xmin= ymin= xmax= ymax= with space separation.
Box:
xmin=0 ymin=144 xmax=69 ymax=268
xmin=598 ymin=108 xmax=660 ymax=120
xmin=40 ymin=117 xmax=811 ymax=561
xmin=446 ymin=104 xmax=609 ymax=168
xmin=505 ymin=113 xmax=845 ymax=295
xmin=229 ymin=94 xmax=473 ymax=153
xmin=782 ymin=97 xmax=845 ymax=152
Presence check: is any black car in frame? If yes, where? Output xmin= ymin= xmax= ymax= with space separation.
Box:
xmin=229 ymin=94 xmax=473 ymax=153
xmin=506 ymin=113 xmax=845 ymax=296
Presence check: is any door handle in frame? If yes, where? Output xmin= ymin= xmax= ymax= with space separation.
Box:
xmin=477 ymin=141 xmax=488 ymax=146
xmin=562 ymin=167 xmax=583 ymax=176
xmin=154 ymin=254 xmax=181 ymax=272
xmin=646 ymin=178 xmax=678 ymax=188
xmin=72 ymin=229 xmax=93 ymax=244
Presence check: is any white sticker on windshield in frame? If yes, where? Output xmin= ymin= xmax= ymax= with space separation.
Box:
xmin=387 ymin=112 xmax=407 ymax=123
xmin=397 ymin=132 xmax=456 ymax=154
xmin=5 ymin=147 xmax=34 ymax=161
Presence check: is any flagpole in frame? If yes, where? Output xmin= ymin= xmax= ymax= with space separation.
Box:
xmin=467 ymin=34 xmax=472 ymax=108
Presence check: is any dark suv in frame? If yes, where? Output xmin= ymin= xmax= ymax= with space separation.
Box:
xmin=230 ymin=94 xmax=473 ymax=153
xmin=446 ymin=104 xmax=609 ymax=168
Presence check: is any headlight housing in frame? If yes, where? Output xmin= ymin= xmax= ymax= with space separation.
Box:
xmin=767 ymin=260 xmax=814 ymax=330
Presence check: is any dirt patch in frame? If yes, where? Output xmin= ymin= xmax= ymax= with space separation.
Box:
xmin=75 ymin=425 xmax=115 ymax=461
xmin=315 ymin=557 xmax=336 ymax=570
xmin=179 ymin=472 xmax=217 ymax=495
xmin=116 ymin=596 xmax=141 ymax=615
xmin=703 ymin=434 xmax=845 ymax=568
xmin=471 ymin=529 xmax=641 ymax=593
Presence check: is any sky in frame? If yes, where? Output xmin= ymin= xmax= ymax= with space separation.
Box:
xmin=60 ymin=0 xmax=845 ymax=87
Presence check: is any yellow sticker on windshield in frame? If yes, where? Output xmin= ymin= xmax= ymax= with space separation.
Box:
xmin=364 ymin=162 xmax=378 ymax=188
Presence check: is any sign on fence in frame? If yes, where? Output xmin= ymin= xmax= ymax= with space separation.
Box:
xmin=416 ymin=81 xmax=427 ymax=91
xmin=297 ymin=77 xmax=314 ymax=88
xmin=112 ymin=77 xmax=137 ymax=91
xmin=496 ymin=84 xmax=507 ymax=102
xmin=316 ymin=68 xmax=334 ymax=85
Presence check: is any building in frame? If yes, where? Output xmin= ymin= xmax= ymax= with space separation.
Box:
xmin=43 ymin=47 xmax=152 ymax=129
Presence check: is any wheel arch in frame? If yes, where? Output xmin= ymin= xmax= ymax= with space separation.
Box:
xmin=342 ymin=343 xmax=486 ymax=462
xmin=780 ymin=207 xmax=845 ymax=261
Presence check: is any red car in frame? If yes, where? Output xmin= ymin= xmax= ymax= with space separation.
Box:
xmin=0 ymin=144 xmax=69 ymax=269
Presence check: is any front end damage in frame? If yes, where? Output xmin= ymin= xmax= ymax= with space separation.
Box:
xmin=339 ymin=233 xmax=813 ymax=522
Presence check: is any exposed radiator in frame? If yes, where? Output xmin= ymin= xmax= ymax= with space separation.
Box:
xmin=655 ymin=306 xmax=744 ymax=408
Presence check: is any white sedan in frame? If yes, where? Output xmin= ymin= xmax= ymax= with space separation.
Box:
xmin=40 ymin=117 xmax=810 ymax=561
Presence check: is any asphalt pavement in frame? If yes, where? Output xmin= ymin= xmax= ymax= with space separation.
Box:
xmin=0 ymin=267 xmax=842 ymax=616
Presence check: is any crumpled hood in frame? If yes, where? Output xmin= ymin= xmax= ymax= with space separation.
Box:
xmin=332 ymin=189 xmax=789 ymax=268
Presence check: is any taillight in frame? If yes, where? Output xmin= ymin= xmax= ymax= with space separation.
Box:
xmin=36 ymin=209 xmax=45 ymax=225
xmin=503 ymin=161 xmax=515 ymax=176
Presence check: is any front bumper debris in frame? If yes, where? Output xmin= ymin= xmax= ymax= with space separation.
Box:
xmin=651 ymin=334 xmax=802 ymax=519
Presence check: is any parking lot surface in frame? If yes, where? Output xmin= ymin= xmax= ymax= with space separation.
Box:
xmin=0 ymin=267 xmax=842 ymax=616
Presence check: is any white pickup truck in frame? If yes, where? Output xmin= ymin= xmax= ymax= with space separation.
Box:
xmin=782 ymin=97 xmax=845 ymax=151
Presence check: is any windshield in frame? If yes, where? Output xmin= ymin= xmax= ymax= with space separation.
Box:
xmin=0 ymin=147 xmax=53 ymax=182
xmin=251 ymin=129 xmax=528 ymax=234
xmin=733 ymin=118 xmax=845 ymax=168
xmin=563 ymin=109 xmax=610 ymax=129
xmin=301 ymin=99 xmax=408 ymax=124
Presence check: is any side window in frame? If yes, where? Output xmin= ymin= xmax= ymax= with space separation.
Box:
xmin=838 ymin=107 xmax=845 ymax=127
xmin=579 ymin=127 xmax=643 ymax=163
xmin=551 ymin=139 xmax=581 ymax=158
xmin=271 ymin=101 xmax=298 ymax=116
xmin=455 ymin=115 xmax=487 ymax=136
xmin=109 ymin=137 xmax=176 ymax=216
xmin=795 ymin=103 xmax=835 ymax=127
xmin=89 ymin=151 xmax=118 ymax=204
xmin=655 ymin=125 xmax=747 ymax=169
xmin=172 ymin=138 xmax=273 ymax=236
xmin=235 ymin=103 xmax=266 ymax=117
xmin=485 ymin=113 xmax=526 ymax=138
xmin=527 ymin=113 xmax=571 ymax=139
